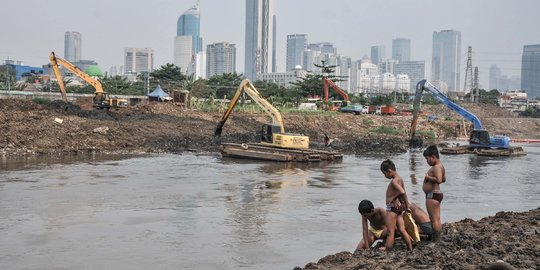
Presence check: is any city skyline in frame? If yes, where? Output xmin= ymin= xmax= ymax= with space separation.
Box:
xmin=1 ymin=0 xmax=539 ymax=89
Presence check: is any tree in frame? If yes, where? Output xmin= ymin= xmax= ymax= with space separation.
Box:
xmin=149 ymin=63 xmax=189 ymax=91
xmin=207 ymin=72 xmax=244 ymax=99
xmin=101 ymin=75 xmax=133 ymax=95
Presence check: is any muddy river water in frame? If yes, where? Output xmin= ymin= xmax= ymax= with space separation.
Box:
xmin=1 ymin=143 xmax=539 ymax=270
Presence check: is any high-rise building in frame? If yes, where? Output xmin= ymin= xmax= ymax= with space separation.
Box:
xmin=177 ymin=3 xmax=202 ymax=53
xmin=370 ymin=45 xmax=385 ymax=66
xmin=175 ymin=1 xmax=205 ymax=78
xmin=286 ymin=34 xmax=307 ymax=71
xmin=124 ymin=48 xmax=153 ymax=74
xmin=432 ymin=30 xmax=462 ymax=91
xmin=206 ymin=42 xmax=236 ymax=78
xmin=64 ymin=31 xmax=81 ymax=62
xmin=521 ymin=44 xmax=540 ymax=98
xmin=489 ymin=64 xmax=501 ymax=90
xmin=395 ymin=61 xmax=426 ymax=93
xmin=245 ymin=0 xmax=274 ymax=81
xmin=392 ymin=38 xmax=410 ymax=62
xmin=174 ymin=36 xmax=193 ymax=73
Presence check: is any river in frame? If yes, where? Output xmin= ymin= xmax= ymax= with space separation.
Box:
xmin=1 ymin=143 xmax=539 ymax=270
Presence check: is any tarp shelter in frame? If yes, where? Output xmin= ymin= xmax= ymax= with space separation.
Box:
xmin=148 ymin=85 xmax=172 ymax=102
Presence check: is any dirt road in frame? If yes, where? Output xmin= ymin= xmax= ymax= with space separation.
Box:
xmin=1 ymin=99 xmax=539 ymax=157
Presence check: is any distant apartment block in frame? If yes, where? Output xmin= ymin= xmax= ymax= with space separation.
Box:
xmin=395 ymin=61 xmax=426 ymax=93
xmin=286 ymin=34 xmax=307 ymax=71
xmin=124 ymin=48 xmax=153 ymax=74
xmin=206 ymin=42 xmax=236 ymax=77
xmin=258 ymin=66 xmax=307 ymax=87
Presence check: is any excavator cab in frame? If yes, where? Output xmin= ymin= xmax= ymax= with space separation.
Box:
xmin=261 ymin=124 xmax=282 ymax=143
xmin=93 ymin=92 xmax=111 ymax=110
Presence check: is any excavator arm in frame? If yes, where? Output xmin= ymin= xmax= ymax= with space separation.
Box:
xmin=410 ymin=80 xmax=509 ymax=149
xmin=49 ymin=52 xmax=111 ymax=109
xmin=323 ymin=78 xmax=350 ymax=103
xmin=214 ymin=79 xmax=285 ymax=138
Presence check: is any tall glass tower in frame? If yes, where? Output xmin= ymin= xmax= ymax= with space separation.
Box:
xmin=177 ymin=2 xmax=202 ymax=53
xmin=245 ymin=0 xmax=274 ymax=81
xmin=521 ymin=44 xmax=540 ymax=99
xmin=64 ymin=31 xmax=81 ymax=62
xmin=370 ymin=45 xmax=385 ymax=66
xmin=392 ymin=38 xmax=410 ymax=62
xmin=286 ymin=34 xmax=307 ymax=71
xmin=431 ymin=30 xmax=462 ymax=91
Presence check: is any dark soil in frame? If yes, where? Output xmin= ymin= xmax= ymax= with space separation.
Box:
xmin=296 ymin=208 xmax=540 ymax=270
xmin=1 ymin=98 xmax=539 ymax=157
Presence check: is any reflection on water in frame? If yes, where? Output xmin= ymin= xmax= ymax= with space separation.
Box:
xmin=0 ymin=145 xmax=539 ymax=270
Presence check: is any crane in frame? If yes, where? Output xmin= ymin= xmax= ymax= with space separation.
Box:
xmin=410 ymin=80 xmax=510 ymax=149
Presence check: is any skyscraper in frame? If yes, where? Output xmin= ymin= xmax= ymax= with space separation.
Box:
xmin=124 ymin=48 xmax=153 ymax=74
xmin=175 ymin=1 xmax=205 ymax=78
xmin=206 ymin=42 xmax=236 ymax=78
xmin=392 ymin=38 xmax=410 ymax=62
xmin=64 ymin=31 xmax=81 ymax=62
xmin=286 ymin=34 xmax=307 ymax=71
xmin=521 ymin=44 xmax=540 ymax=98
xmin=489 ymin=64 xmax=501 ymax=90
xmin=432 ymin=30 xmax=462 ymax=91
xmin=370 ymin=45 xmax=385 ymax=66
xmin=177 ymin=2 xmax=202 ymax=53
xmin=245 ymin=0 xmax=274 ymax=81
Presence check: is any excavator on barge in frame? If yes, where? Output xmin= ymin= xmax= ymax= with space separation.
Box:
xmin=409 ymin=80 xmax=525 ymax=157
xmin=214 ymin=79 xmax=342 ymax=162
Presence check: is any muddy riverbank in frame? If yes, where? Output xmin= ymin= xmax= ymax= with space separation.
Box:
xmin=1 ymin=99 xmax=539 ymax=158
xmin=297 ymin=208 xmax=540 ymax=270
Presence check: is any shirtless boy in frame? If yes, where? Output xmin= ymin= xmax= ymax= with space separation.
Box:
xmin=423 ymin=145 xmax=446 ymax=241
xmin=356 ymin=200 xmax=387 ymax=251
xmin=380 ymin=159 xmax=413 ymax=251
xmin=409 ymin=203 xmax=433 ymax=240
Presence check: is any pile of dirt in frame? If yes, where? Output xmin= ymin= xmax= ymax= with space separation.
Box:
xmin=296 ymin=208 xmax=540 ymax=270
xmin=1 ymin=98 xmax=539 ymax=157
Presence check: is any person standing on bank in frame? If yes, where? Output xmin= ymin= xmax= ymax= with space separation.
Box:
xmin=422 ymin=145 xmax=446 ymax=241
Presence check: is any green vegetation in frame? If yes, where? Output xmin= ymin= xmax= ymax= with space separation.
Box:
xmin=415 ymin=130 xmax=436 ymax=139
xmin=362 ymin=118 xmax=374 ymax=126
xmin=32 ymin=97 xmax=51 ymax=106
xmin=369 ymin=125 xmax=401 ymax=135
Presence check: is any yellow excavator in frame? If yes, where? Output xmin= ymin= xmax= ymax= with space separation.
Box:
xmin=49 ymin=52 xmax=127 ymax=109
xmin=214 ymin=79 xmax=309 ymax=149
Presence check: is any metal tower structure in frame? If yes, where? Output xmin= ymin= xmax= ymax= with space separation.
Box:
xmin=464 ymin=46 xmax=474 ymax=102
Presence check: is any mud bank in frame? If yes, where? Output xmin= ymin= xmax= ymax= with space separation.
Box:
xmin=296 ymin=208 xmax=540 ymax=270
xmin=1 ymin=99 xmax=539 ymax=158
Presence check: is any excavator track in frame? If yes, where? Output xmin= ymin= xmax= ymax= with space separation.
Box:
xmin=220 ymin=143 xmax=343 ymax=162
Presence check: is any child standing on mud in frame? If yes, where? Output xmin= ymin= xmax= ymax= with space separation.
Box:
xmin=356 ymin=200 xmax=387 ymax=251
xmin=423 ymin=145 xmax=446 ymax=241
xmin=380 ymin=159 xmax=413 ymax=251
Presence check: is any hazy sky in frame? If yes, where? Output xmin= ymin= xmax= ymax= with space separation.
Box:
xmin=1 ymin=0 xmax=539 ymax=88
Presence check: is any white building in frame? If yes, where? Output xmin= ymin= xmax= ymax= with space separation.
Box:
xmin=174 ymin=36 xmax=193 ymax=74
xmin=124 ymin=47 xmax=153 ymax=75
xmin=64 ymin=31 xmax=81 ymax=62
xmin=395 ymin=74 xmax=411 ymax=92
xmin=206 ymin=42 xmax=236 ymax=77
xmin=258 ymin=65 xmax=307 ymax=87
xmin=380 ymin=73 xmax=396 ymax=93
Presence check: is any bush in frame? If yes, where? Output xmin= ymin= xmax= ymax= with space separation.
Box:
xmin=370 ymin=126 xmax=400 ymax=135
xmin=362 ymin=118 xmax=374 ymax=126
xmin=416 ymin=130 xmax=436 ymax=139
xmin=32 ymin=97 xmax=51 ymax=106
